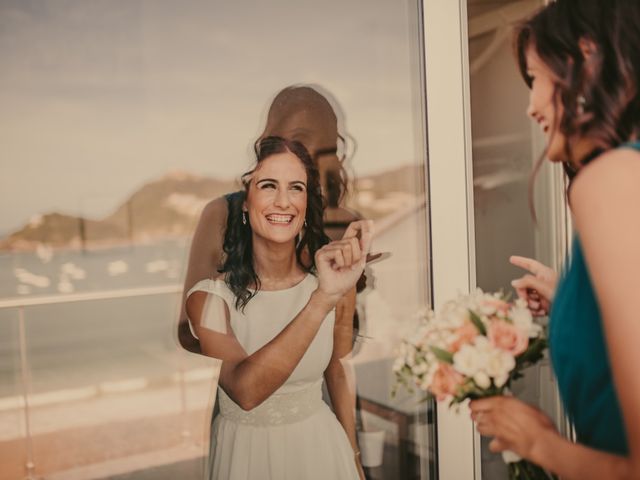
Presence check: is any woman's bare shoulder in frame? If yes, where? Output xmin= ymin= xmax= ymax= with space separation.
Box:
xmin=570 ymin=147 xmax=640 ymax=206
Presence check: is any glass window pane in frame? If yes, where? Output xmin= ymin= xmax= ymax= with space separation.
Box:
xmin=0 ymin=1 xmax=433 ymax=478
xmin=0 ymin=309 xmax=28 ymax=480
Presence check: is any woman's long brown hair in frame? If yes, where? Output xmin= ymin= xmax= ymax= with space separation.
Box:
xmin=514 ymin=0 xmax=640 ymax=218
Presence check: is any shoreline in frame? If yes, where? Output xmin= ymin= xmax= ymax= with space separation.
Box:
xmin=0 ymin=234 xmax=192 ymax=255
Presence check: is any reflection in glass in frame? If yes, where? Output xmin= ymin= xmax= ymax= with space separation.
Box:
xmin=0 ymin=0 xmax=432 ymax=477
xmin=0 ymin=310 xmax=28 ymax=479
xmin=180 ymin=80 xmax=433 ymax=478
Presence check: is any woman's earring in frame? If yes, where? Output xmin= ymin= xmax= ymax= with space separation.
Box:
xmin=577 ymin=95 xmax=587 ymax=115
xmin=242 ymin=211 xmax=247 ymax=225
xmin=304 ymin=219 xmax=307 ymax=228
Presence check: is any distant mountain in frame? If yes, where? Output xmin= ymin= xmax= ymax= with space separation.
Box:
xmin=0 ymin=171 xmax=237 ymax=251
xmin=346 ymin=163 xmax=426 ymax=220
xmin=0 ymin=165 xmax=425 ymax=251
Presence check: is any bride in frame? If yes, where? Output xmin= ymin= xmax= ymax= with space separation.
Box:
xmin=185 ymin=135 xmax=370 ymax=479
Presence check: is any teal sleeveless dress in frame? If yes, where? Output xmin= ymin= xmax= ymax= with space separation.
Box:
xmin=549 ymin=142 xmax=640 ymax=456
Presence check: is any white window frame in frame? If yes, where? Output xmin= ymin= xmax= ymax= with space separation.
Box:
xmin=422 ymin=0 xmax=478 ymax=478
xmin=421 ymin=1 xmax=568 ymax=478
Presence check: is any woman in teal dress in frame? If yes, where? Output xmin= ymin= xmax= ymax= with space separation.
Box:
xmin=469 ymin=1 xmax=640 ymax=478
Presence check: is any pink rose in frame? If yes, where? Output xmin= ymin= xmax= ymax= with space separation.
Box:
xmin=449 ymin=322 xmax=478 ymax=352
xmin=430 ymin=363 xmax=464 ymax=401
xmin=488 ymin=320 xmax=528 ymax=356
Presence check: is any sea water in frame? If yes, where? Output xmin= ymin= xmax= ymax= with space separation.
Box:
xmin=0 ymin=239 xmax=204 ymax=400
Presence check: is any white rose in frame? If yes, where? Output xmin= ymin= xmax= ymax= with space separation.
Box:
xmin=473 ymin=371 xmax=491 ymax=389
xmin=406 ymin=349 xmax=416 ymax=367
xmin=408 ymin=326 xmax=429 ymax=345
xmin=473 ymin=335 xmax=492 ymax=352
xmin=510 ymin=305 xmax=542 ymax=338
xmin=427 ymin=330 xmax=449 ymax=350
xmin=442 ymin=331 xmax=457 ymax=346
xmin=478 ymin=303 xmax=496 ymax=316
xmin=514 ymin=298 xmax=528 ymax=309
xmin=494 ymin=373 xmax=509 ymax=388
xmin=419 ymin=363 xmax=439 ymax=391
xmin=411 ymin=361 xmax=429 ymax=375
xmin=425 ymin=351 xmax=436 ymax=364
xmin=485 ymin=348 xmax=516 ymax=382
xmin=453 ymin=343 xmax=485 ymax=377
xmin=444 ymin=300 xmax=473 ymax=326
xmin=392 ymin=357 xmax=405 ymax=373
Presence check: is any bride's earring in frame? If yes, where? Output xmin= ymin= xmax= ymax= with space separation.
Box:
xmin=296 ymin=218 xmax=307 ymax=246
xmin=577 ymin=94 xmax=587 ymax=115
xmin=242 ymin=211 xmax=247 ymax=225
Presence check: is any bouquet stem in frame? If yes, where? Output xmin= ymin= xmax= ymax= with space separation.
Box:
xmin=508 ymin=460 xmax=557 ymax=480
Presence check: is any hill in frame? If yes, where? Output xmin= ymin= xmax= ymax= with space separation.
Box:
xmin=0 ymin=164 xmax=426 ymax=251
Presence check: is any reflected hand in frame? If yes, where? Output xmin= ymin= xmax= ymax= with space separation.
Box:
xmin=470 ymin=396 xmax=557 ymax=461
xmin=510 ymin=256 xmax=557 ymax=316
xmin=315 ymin=220 xmax=374 ymax=304
xmin=356 ymin=459 xmax=365 ymax=480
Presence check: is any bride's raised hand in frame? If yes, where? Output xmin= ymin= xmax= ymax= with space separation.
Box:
xmin=315 ymin=220 xmax=374 ymax=303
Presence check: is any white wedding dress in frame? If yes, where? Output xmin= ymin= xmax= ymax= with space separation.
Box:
xmin=187 ymin=274 xmax=360 ymax=480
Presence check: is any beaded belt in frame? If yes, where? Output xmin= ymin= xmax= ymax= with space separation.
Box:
xmin=217 ymin=381 xmax=324 ymax=426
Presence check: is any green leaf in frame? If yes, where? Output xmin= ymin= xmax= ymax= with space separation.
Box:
xmin=516 ymin=337 xmax=548 ymax=366
xmin=418 ymin=394 xmax=432 ymax=404
xmin=392 ymin=373 xmax=416 ymax=397
xmin=468 ymin=309 xmax=487 ymax=336
xmin=430 ymin=346 xmax=454 ymax=364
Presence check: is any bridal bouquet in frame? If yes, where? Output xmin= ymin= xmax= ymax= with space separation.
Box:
xmin=393 ymin=289 xmax=554 ymax=480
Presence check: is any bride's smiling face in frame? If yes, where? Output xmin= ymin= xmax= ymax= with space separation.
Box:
xmin=244 ymin=151 xmax=308 ymax=245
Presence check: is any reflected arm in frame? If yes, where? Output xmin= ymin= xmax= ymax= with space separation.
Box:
xmin=324 ymin=287 xmax=363 ymax=476
xmin=177 ymin=196 xmax=229 ymax=354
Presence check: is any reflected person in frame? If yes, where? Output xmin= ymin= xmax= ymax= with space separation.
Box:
xmin=185 ymin=136 xmax=368 ymax=479
xmin=178 ymin=85 xmax=361 ymax=355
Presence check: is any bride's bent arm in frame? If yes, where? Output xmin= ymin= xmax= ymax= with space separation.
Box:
xmin=189 ymin=219 xmax=374 ymax=412
xmin=187 ymin=286 xmax=338 ymax=412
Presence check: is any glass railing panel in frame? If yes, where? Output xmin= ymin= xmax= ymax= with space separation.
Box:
xmin=19 ymin=294 xmax=215 ymax=478
xmin=0 ymin=308 xmax=29 ymax=480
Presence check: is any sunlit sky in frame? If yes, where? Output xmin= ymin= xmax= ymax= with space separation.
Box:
xmin=0 ymin=0 xmax=423 ymax=233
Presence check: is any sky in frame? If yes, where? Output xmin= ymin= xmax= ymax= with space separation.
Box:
xmin=0 ymin=0 xmax=425 ymax=233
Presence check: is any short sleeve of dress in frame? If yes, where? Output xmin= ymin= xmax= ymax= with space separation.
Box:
xmin=185 ymin=278 xmax=230 ymax=339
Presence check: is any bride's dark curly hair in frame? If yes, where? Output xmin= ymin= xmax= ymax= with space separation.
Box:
xmin=219 ymin=136 xmax=330 ymax=311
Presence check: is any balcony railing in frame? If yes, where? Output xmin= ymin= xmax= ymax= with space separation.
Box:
xmin=0 ymin=284 xmax=214 ymax=480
